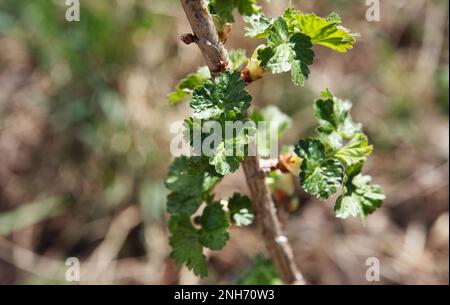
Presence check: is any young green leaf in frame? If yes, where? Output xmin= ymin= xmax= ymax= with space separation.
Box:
xmin=314 ymin=91 xmax=372 ymax=167
xmin=166 ymin=192 xmax=203 ymax=216
xmin=295 ymin=138 xmax=344 ymax=200
xmin=209 ymin=141 xmax=245 ymax=176
xmin=186 ymin=70 xmax=256 ymax=176
xmin=257 ymin=17 xmax=314 ymax=86
xmin=267 ymin=17 xmax=290 ymax=45
xmin=214 ymin=122 xmax=255 ymax=175
xmin=184 ymin=116 xmax=256 ymax=176
xmin=294 ymin=91 xmax=384 ymax=220
xmin=258 ymin=43 xmax=293 ymax=74
xmin=228 ymin=193 xmax=254 ymax=226
xmin=284 ymin=6 xmax=359 ymax=52
xmin=165 ymin=157 xmax=205 ymax=215
xmin=191 ymin=71 xmax=251 ymax=120
xmin=166 ymin=156 xmax=221 ymax=215
xmin=167 ymin=67 xmax=210 ymax=105
xmin=335 ymin=174 xmax=385 ymax=221
xmin=289 ymin=33 xmax=315 ymax=85
xmin=314 ymin=92 xmax=362 ymax=150
xmin=314 ymin=95 xmax=358 ymax=135
xmin=200 ymin=202 xmax=230 ymax=250
xmin=334 ymin=133 xmax=373 ymax=167
xmin=169 ymin=215 xmax=208 ymax=277
xmin=244 ymin=14 xmax=272 ymax=38
xmin=208 ymin=0 xmax=261 ymax=25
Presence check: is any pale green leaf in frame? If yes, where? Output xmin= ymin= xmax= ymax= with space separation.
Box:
xmin=284 ymin=7 xmax=359 ymax=52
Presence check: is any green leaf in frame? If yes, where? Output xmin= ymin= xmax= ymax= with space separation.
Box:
xmin=313 ymin=92 xmax=362 ymax=150
xmin=234 ymin=0 xmax=260 ymax=17
xmin=169 ymin=215 xmax=208 ymax=277
xmin=166 ymin=157 xmax=201 ymax=192
xmin=208 ymin=0 xmax=261 ymax=25
xmin=257 ymin=17 xmax=314 ymax=86
xmin=228 ymin=193 xmax=254 ymax=226
xmin=229 ymin=49 xmax=249 ymax=70
xmin=200 ymin=202 xmax=230 ymax=250
xmin=335 ymin=174 xmax=385 ymax=221
xmin=167 ymin=67 xmax=210 ymax=105
xmin=183 ymin=117 xmax=256 ymax=176
xmin=191 ymin=71 xmax=251 ymax=120
xmin=216 ymin=119 xmax=257 ymax=175
xmin=202 ymin=174 xmax=222 ymax=195
xmin=335 ymin=133 xmax=373 ymax=167
xmin=326 ymin=12 xmax=342 ymax=23
xmin=295 ymin=138 xmax=344 ymax=200
xmin=257 ymin=18 xmax=291 ymax=71
xmin=314 ymin=96 xmax=352 ymax=134
xmin=257 ymin=46 xmax=275 ymax=68
xmin=166 ymin=192 xmax=203 ymax=216
xmin=260 ymin=43 xmax=294 ymax=73
xmin=209 ymin=121 xmax=255 ymax=175
xmin=289 ymin=33 xmax=314 ymax=86
xmin=166 ymin=157 xmax=227 ymax=277
xmin=267 ymin=17 xmax=290 ymax=45
xmin=188 ymin=70 xmax=257 ymax=176
xmin=244 ymin=14 xmax=272 ymax=38
xmin=295 ymin=137 xmax=326 ymax=161
xmin=284 ymin=7 xmax=359 ymax=52
xmin=294 ymin=92 xmax=384 ymax=221
xmin=166 ymin=157 xmax=221 ymax=215
xmin=165 ymin=157 xmax=204 ymax=215
xmin=209 ymin=141 xmax=243 ymax=176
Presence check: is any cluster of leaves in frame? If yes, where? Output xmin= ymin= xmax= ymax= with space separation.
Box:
xmin=166 ymin=53 xmax=257 ymax=276
xmin=294 ymin=90 xmax=385 ymax=221
xmin=186 ymin=70 xmax=256 ymax=175
xmin=167 ymin=49 xmax=248 ymax=105
xmin=245 ymin=6 xmax=359 ymax=85
xmin=166 ymin=156 xmax=254 ymax=277
xmin=167 ymin=2 xmax=383 ymax=278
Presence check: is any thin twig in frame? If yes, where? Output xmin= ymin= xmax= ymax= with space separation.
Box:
xmin=179 ymin=0 xmax=305 ymax=284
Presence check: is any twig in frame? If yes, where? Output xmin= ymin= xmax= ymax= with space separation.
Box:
xmin=179 ymin=0 xmax=305 ymax=284
xmin=180 ymin=0 xmax=230 ymax=76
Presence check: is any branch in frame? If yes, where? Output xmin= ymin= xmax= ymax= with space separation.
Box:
xmin=179 ymin=0 xmax=305 ymax=284
xmin=180 ymin=0 xmax=230 ymax=76
xmin=242 ymin=156 xmax=305 ymax=284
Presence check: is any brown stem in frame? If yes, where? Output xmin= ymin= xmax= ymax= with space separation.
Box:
xmin=242 ymin=156 xmax=305 ymax=284
xmin=179 ymin=0 xmax=305 ymax=284
xmin=180 ymin=0 xmax=230 ymax=76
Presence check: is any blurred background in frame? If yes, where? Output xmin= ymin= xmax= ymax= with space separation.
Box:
xmin=0 ymin=0 xmax=448 ymax=284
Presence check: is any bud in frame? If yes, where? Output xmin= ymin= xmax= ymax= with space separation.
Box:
xmin=242 ymin=45 xmax=268 ymax=83
xmin=278 ymin=152 xmax=302 ymax=176
xmin=219 ymin=23 xmax=233 ymax=44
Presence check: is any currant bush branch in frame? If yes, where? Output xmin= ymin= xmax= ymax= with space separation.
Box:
xmin=166 ymin=0 xmax=384 ymax=284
